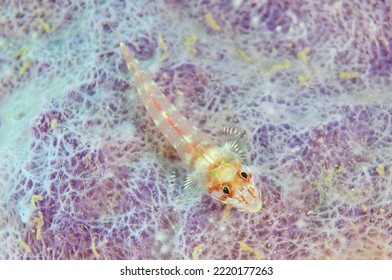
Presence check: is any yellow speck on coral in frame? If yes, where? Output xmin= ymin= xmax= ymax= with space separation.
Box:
xmin=323 ymin=242 xmax=330 ymax=250
xmin=362 ymin=188 xmax=369 ymax=195
xmin=30 ymin=195 xmax=43 ymax=209
xmin=376 ymin=165 xmax=384 ymax=176
xmin=356 ymin=93 xmax=375 ymax=102
xmin=18 ymin=60 xmax=30 ymax=77
xmin=334 ymin=165 xmax=342 ymax=173
xmin=186 ymin=47 xmax=197 ymax=56
xmin=183 ymin=35 xmax=198 ymax=56
xmin=90 ymin=238 xmax=100 ymax=258
xmin=239 ymin=241 xmax=261 ymax=260
xmin=237 ymin=49 xmax=251 ymax=62
xmin=298 ymin=73 xmax=311 ymax=86
xmin=204 ymin=12 xmax=221 ymax=32
xmin=159 ymin=52 xmax=169 ymax=62
xmin=260 ymin=60 xmax=291 ymax=76
xmin=221 ymin=204 xmax=232 ymax=221
xmin=281 ymin=59 xmax=291 ymax=68
xmin=184 ymin=35 xmax=197 ymax=47
xmin=36 ymin=18 xmax=52 ymax=34
xmin=157 ymin=34 xmax=168 ymax=51
xmin=192 ymin=243 xmax=204 ymax=260
xmin=340 ymin=71 xmax=359 ymax=79
xmin=361 ymin=204 xmax=368 ymax=212
xmin=297 ymin=47 xmax=310 ymax=62
xmin=34 ymin=211 xmax=44 ymax=240
xmin=16 ymin=239 xmax=31 ymax=253
xmin=14 ymin=46 xmax=29 ymax=59
xmin=50 ymin=119 xmax=58 ymax=129
xmin=323 ymin=168 xmax=334 ymax=185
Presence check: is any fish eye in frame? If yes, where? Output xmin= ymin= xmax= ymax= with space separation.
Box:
xmin=240 ymin=171 xmax=248 ymax=179
xmin=223 ymin=186 xmax=230 ymax=195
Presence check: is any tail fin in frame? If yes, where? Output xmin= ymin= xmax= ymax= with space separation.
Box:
xmin=109 ymin=25 xmax=133 ymax=70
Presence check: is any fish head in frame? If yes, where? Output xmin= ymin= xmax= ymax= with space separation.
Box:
xmin=208 ymin=159 xmax=262 ymax=212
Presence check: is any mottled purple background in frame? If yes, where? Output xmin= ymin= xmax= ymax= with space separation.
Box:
xmin=0 ymin=0 xmax=391 ymax=259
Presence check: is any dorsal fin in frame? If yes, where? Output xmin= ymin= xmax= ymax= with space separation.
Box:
xmin=218 ymin=126 xmax=250 ymax=163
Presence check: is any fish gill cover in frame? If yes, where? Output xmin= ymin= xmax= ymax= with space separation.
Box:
xmin=0 ymin=0 xmax=391 ymax=259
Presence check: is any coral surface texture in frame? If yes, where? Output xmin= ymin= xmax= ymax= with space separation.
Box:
xmin=0 ymin=0 xmax=391 ymax=259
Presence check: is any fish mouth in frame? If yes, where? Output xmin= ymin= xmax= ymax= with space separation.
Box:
xmin=239 ymin=193 xmax=262 ymax=213
xmin=247 ymin=201 xmax=262 ymax=212
xmin=246 ymin=198 xmax=262 ymax=212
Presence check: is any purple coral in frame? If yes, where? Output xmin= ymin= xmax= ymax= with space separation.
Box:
xmin=0 ymin=0 xmax=392 ymax=260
